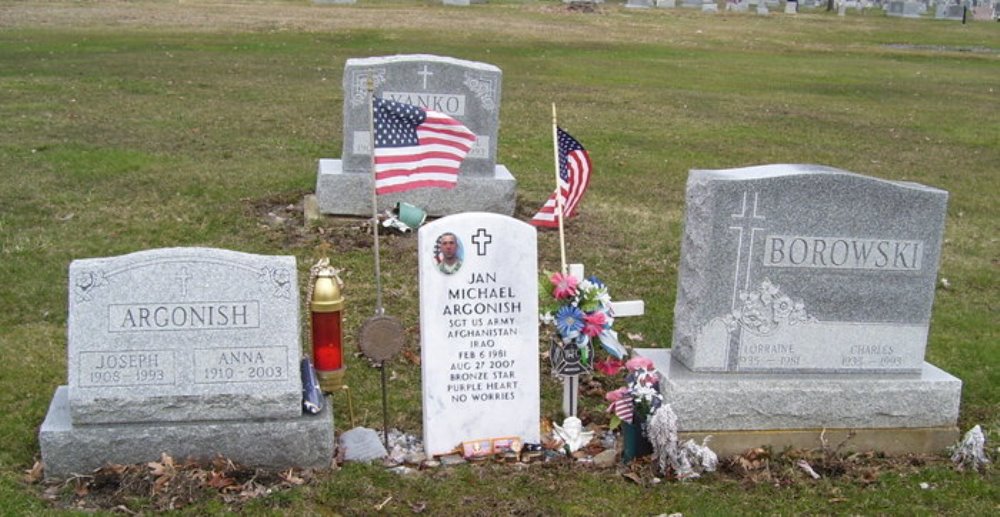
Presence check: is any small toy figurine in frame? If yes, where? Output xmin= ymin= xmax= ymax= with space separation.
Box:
xmin=552 ymin=416 xmax=595 ymax=453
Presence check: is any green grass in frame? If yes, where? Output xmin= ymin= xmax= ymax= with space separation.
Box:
xmin=0 ymin=1 xmax=997 ymax=514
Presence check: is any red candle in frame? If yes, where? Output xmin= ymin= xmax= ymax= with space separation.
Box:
xmin=312 ymin=311 xmax=343 ymax=371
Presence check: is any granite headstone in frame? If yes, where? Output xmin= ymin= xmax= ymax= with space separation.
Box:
xmin=39 ymin=248 xmax=334 ymax=478
xmin=638 ymin=165 xmax=961 ymax=456
xmin=316 ymin=54 xmax=516 ymax=217
xmin=418 ymin=213 xmax=539 ymax=457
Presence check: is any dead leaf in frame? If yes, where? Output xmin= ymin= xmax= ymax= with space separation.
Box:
xmin=622 ymin=471 xmax=643 ymax=484
xmin=409 ymin=501 xmax=427 ymax=513
xmin=626 ymin=332 xmax=644 ymax=341
xmin=24 ymin=461 xmax=44 ymax=483
xmin=153 ymin=474 xmax=170 ymax=494
xmin=402 ymin=349 xmax=421 ymax=365
xmin=207 ymin=471 xmax=236 ymax=490
xmin=73 ymin=478 xmax=89 ymax=497
xmin=279 ymin=468 xmax=305 ymax=486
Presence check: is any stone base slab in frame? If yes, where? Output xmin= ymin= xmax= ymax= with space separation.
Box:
xmin=315 ymin=159 xmax=516 ymax=217
xmin=680 ymin=427 xmax=959 ymax=457
xmin=637 ymin=349 xmax=961 ymax=433
xmin=40 ymin=386 xmax=335 ymax=479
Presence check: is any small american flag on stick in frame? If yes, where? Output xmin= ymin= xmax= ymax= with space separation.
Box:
xmin=372 ymin=98 xmax=477 ymax=195
xmin=530 ymin=127 xmax=592 ymax=228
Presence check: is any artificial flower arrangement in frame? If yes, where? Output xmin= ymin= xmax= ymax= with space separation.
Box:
xmin=539 ymin=271 xmax=627 ymax=366
xmin=605 ymin=356 xmax=663 ymax=431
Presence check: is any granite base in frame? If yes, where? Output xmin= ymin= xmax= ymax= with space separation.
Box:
xmin=637 ymin=349 xmax=961 ymax=453
xmin=39 ymin=386 xmax=335 ymax=479
xmin=315 ymin=159 xmax=516 ymax=217
xmin=680 ymin=427 xmax=959 ymax=456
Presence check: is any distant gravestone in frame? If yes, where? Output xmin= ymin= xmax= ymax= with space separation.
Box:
xmin=727 ymin=0 xmax=750 ymax=11
xmin=703 ymin=0 xmax=720 ymax=10
xmin=316 ymin=54 xmax=515 ymax=217
xmin=39 ymin=248 xmax=334 ymax=478
xmin=638 ymin=164 xmax=962 ymax=456
xmin=757 ymin=2 xmax=770 ymax=15
xmin=887 ymin=0 xmax=906 ymax=14
xmin=627 ymin=0 xmax=654 ymax=7
xmin=972 ymin=4 xmax=996 ymax=19
xmin=656 ymin=0 xmax=677 ymax=7
xmin=902 ymin=0 xmax=924 ymax=16
xmin=681 ymin=0 xmax=703 ymax=8
xmin=784 ymin=0 xmax=798 ymax=12
xmin=935 ymin=3 xmax=965 ymax=19
xmin=418 ymin=213 xmax=539 ymax=456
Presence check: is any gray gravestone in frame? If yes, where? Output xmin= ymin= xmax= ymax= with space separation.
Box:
xmin=902 ymin=0 xmax=924 ymax=15
xmin=316 ymin=54 xmax=516 ymax=217
xmin=673 ymin=165 xmax=947 ymax=374
xmin=656 ymin=0 xmax=677 ymax=7
xmin=972 ymin=4 xmax=996 ymax=18
xmin=682 ymin=0 xmax=703 ymax=7
xmin=935 ymin=3 xmax=965 ymax=18
xmin=39 ymin=248 xmax=334 ymax=478
xmin=637 ymin=164 xmax=961 ymax=455
xmin=758 ymin=1 xmax=770 ymax=13
xmin=784 ymin=0 xmax=798 ymax=12
xmin=887 ymin=0 xmax=906 ymax=14
xmin=627 ymin=0 xmax=654 ymax=7
xmin=417 ymin=213 xmax=539 ymax=456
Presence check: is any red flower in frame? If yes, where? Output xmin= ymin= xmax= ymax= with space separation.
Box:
xmin=595 ymin=357 xmax=625 ymax=376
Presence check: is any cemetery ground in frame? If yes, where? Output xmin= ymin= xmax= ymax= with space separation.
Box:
xmin=1 ymin=0 xmax=997 ymax=514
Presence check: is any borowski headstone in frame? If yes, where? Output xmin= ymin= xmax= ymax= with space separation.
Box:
xmin=39 ymin=248 xmax=334 ymax=478
xmin=418 ymin=213 xmax=539 ymax=457
xmin=672 ymin=164 xmax=946 ymax=374
xmin=638 ymin=164 xmax=961 ymax=456
xmin=316 ymin=54 xmax=516 ymax=217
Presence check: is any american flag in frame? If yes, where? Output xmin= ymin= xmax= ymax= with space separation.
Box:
xmin=530 ymin=127 xmax=592 ymax=228
xmin=372 ymin=97 xmax=477 ymax=195
xmin=608 ymin=398 xmax=634 ymax=425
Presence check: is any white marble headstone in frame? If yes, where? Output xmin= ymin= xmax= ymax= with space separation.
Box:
xmin=418 ymin=213 xmax=539 ymax=456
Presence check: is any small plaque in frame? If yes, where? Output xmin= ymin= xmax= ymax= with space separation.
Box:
xmin=358 ymin=315 xmax=406 ymax=362
xmin=550 ymin=340 xmax=594 ymax=377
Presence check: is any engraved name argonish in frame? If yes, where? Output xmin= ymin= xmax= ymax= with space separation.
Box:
xmin=764 ymin=236 xmax=923 ymax=271
xmin=109 ymin=302 xmax=260 ymax=332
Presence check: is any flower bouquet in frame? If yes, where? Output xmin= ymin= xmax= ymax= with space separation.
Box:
xmin=540 ymin=271 xmax=627 ymax=369
xmin=606 ymin=357 xmax=663 ymax=462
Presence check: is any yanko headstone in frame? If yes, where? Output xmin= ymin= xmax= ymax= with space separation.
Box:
xmin=39 ymin=248 xmax=334 ymax=478
xmin=316 ymin=54 xmax=516 ymax=217
xmin=638 ymin=164 xmax=962 ymax=455
xmin=418 ymin=213 xmax=539 ymax=456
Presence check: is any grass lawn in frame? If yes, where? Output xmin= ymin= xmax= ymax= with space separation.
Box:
xmin=0 ymin=1 xmax=997 ymax=514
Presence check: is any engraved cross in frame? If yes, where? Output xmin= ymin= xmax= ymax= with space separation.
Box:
xmin=417 ymin=64 xmax=433 ymax=90
xmin=728 ymin=191 xmax=766 ymax=310
xmin=471 ymin=228 xmax=492 ymax=256
xmin=175 ymin=266 xmax=194 ymax=298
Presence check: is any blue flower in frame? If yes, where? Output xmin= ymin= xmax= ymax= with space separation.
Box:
xmin=555 ymin=305 xmax=585 ymax=338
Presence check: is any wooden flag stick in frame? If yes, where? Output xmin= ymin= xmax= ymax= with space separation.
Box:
xmin=551 ymin=103 xmax=568 ymax=275
xmin=367 ymin=75 xmax=384 ymax=315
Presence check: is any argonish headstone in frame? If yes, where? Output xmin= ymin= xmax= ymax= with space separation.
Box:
xmin=418 ymin=213 xmax=539 ymax=456
xmin=316 ymin=54 xmax=516 ymax=217
xmin=639 ymin=165 xmax=962 ymax=456
xmin=39 ymin=248 xmax=334 ymax=478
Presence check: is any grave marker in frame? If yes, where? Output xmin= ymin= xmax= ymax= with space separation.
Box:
xmin=316 ymin=54 xmax=516 ymax=217
xmin=418 ymin=213 xmax=540 ymax=456
xmin=39 ymin=248 xmax=334 ymax=478
xmin=639 ymin=165 xmax=962 ymax=456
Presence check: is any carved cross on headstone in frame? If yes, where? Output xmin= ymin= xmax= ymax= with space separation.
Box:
xmin=472 ymin=228 xmax=493 ymax=256
xmin=418 ymin=64 xmax=433 ymax=90
xmin=726 ymin=191 xmax=766 ymax=369
xmin=175 ymin=266 xmax=193 ymax=298
xmin=558 ymin=263 xmax=645 ymax=417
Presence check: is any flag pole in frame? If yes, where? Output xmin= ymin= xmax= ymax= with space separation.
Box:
xmin=551 ymin=103 xmax=568 ymax=275
xmin=368 ymin=76 xmax=384 ymax=316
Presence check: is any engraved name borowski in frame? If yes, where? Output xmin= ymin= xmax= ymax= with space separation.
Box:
xmin=764 ymin=235 xmax=923 ymax=271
